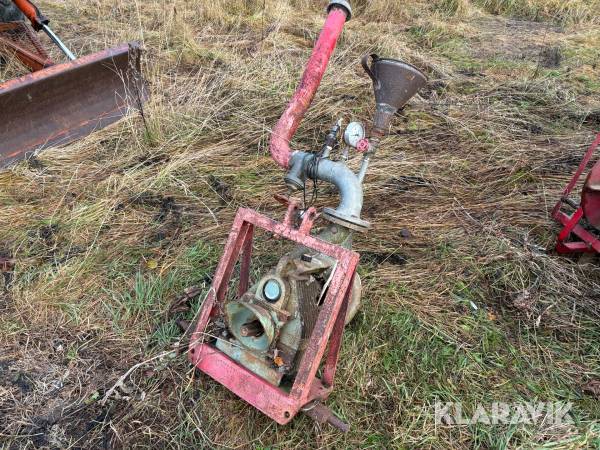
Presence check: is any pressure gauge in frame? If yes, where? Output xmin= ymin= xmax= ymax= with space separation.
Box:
xmin=344 ymin=122 xmax=365 ymax=148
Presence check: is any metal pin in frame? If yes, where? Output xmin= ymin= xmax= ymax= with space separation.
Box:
xmin=42 ymin=24 xmax=76 ymax=61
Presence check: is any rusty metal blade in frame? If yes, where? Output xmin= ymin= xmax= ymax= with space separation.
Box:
xmin=0 ymin=42 xmax=148 ymax=167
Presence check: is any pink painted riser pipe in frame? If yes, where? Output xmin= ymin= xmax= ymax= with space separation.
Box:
xmin=269 ymin=8 xmax=348 ymax=169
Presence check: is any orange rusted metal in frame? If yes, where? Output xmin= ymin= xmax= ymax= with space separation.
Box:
xmin=0 ymin=42 xmax=148 ymax=167
xmin=11 ymin=0 xmax=48 ymax=31
xmin=0 ymin=22 xmax=53 ymax=71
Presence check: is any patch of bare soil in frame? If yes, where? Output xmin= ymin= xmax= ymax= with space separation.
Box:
xmin=0 ymin=333 xmax=122 ymax=448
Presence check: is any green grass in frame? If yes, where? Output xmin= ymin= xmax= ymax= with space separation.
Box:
xmin=351 ymin=297 xmax=599 ymax=447
xmin=101 ymin=240 xmax=218 ymax=333
xmin=110 ymin=271 xmax=177 ymax=323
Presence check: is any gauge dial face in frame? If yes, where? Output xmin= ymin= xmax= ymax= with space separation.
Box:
xmin=344 ymin=122 xmax=365 ymax=148
xmin=263 ymin=279 xmax=282 ymax=302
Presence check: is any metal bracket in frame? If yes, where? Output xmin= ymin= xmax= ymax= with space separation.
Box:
xmin=274 ymin=194 xmax=319 ymax=234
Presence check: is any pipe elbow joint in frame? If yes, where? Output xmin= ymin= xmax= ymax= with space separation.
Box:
xmin=270 ymin=133 xmax=292 ymax=169
xmin=313 ymin=159 xmax=362 ymax=219
xmin=317 ymin=160 xmax=370 ymax=231
xmin=285 ymin=152 xmax=370 ymax=232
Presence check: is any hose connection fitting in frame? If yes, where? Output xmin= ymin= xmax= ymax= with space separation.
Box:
xmin=327 ymin=0 xmax=352 ymax=20
xmin=270 ymin=2 xmax=427 ymax=237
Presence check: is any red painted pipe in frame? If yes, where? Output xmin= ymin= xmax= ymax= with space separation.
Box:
xmin=269 ymin=7 xmax=348 ymax=169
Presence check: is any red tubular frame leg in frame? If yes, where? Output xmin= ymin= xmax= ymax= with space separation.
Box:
xmin=269 ymin=7 xmax=348 ymax=169
xmin=552 ymin=132 xmax=600 ymax=216
xmin=552 ymin=132 xmax=600 ymax=254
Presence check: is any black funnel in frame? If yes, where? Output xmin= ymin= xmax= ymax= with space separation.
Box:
xmin=362 ymin=54 xmax=427 ymax=131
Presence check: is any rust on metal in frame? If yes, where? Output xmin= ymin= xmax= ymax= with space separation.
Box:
xmin=0 ymin=35 xmax=50 ymax=71
xmin=273 ymin=194 xmax=318 ymax=233
xmin=0 ymin=42 xmax=148 ymax=167
xmin=0 ymin=22 xmax=52 ymax=71
xmin=188 ymin=207 xmax=359 ymax=426
xmin=303 ymin=401 xmax=350 ymax=432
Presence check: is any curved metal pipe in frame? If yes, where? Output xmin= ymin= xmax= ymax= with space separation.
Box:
xmin=310 ymin=157 xmax=362 ymax=219
xmin=287 ymin=151 xmax=368 ymax=231
xmin=269 ymin=5 xmax=349 ymax=169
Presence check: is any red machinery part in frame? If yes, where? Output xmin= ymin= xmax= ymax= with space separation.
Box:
xmin=356 ymin=138 xmax=370 ymax=153
xmin=188 ymin=2 xmax=357 ymax=429
xmin=0 ymin=22 xmax=53 ymax=71
xmin=188 ymin=207 xmax=359 ymax=428
xmin=269 ymin=6 xmax=348 ymax=169
xmin=552 ymin=132 xmax=600 ymax=253
xmin=581 ymin=160 xmax=600 ymax=229
xmin=11 ymin=0 xmax=49 ymax=31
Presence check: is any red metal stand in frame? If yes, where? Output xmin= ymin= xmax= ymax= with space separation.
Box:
xmin=188 ymin=206 xmax=359 ymax=426
xmin=552 ymin=132 xmax=600 ymax=254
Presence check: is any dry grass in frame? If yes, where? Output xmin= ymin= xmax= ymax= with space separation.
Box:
xmin=475 ymin=0 xmax=600 ymax=24
xmin=0 ymin=48 xmax=29 ymax=83
xmin=1 ymin=0 xmax=600 ymax=448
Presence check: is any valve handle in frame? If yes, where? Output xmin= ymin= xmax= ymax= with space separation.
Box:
xmin=356 ymin=138 xmax=370 ymax=153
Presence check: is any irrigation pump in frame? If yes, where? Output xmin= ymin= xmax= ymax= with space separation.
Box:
xmin=188 ymin=1 xmax=426 ymax=430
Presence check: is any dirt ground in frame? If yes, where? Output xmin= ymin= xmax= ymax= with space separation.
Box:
xmin=1 ymin=0 xmax=600 ymax=448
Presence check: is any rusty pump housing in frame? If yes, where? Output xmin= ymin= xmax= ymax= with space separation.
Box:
xmin=189 ymin=0 xmax=426 ymax=430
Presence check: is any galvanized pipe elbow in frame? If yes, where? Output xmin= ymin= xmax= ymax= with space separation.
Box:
xmin=311 ymin=158 xmax=362 ymax=218
xmin=287 ymin=152 xmax=370 ymax=232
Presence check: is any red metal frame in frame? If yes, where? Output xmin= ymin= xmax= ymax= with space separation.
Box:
xmin=188 ymin=206 xmax=359 ymax=425
xmin=552 ymin=132 xmax=600 ymax=253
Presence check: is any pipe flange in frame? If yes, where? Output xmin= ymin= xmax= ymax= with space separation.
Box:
xmin=327 ymin=0 xmax=352 ymax=20
xmin=284 ymin=173 xmax=304 ymax=192
xmin=323 ymin=207 xmax=370 ymax=232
